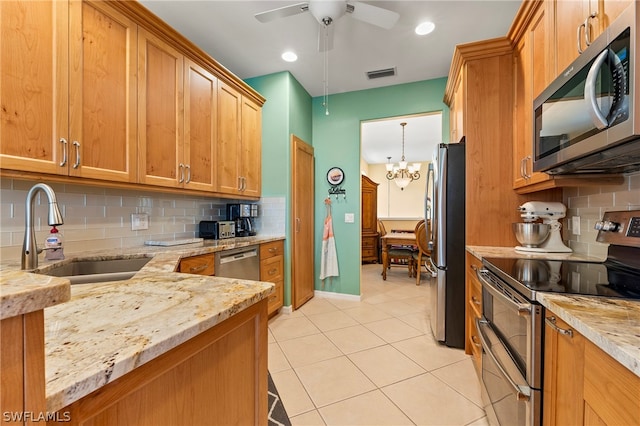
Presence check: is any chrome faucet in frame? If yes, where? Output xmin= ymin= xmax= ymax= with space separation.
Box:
xmin=22 ymin=183 xmax=64 ymax=270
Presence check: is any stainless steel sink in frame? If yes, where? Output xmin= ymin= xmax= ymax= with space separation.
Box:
xmin=38 ymin=257 xmax=151 ymax=284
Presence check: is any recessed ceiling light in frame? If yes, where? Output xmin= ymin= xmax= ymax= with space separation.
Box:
xmin=281 ymin=51 xmax=298 ymax=62
xmin=415 ymin=21 xmax=435 ymax=36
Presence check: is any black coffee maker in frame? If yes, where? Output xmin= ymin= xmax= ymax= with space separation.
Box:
xmin=227 ymin=203 xmax=257 ymax=237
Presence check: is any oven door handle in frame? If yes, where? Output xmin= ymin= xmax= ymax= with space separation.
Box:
xmin=476 ymin=318 xmax=531 ymax=402
xmin=476 ymin=268 xmax=531 ymax=316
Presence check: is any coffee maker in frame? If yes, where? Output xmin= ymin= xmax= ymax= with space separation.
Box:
xmin=227 ymin=203 xmax=258 ymax=237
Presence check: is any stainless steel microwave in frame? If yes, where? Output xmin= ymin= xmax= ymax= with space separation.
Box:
xmin=533 ymin=3 xmax=640 ymax=175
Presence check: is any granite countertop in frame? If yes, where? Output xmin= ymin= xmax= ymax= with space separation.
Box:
xmin=467 ymin=245 xmax=640 ymax=379
xmin=0 ymin=235 xmax=284 ymax=412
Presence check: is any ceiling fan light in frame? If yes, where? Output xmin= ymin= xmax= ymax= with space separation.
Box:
xmin=415 ymin=21 xmax=435 ymax=36
xmin=281 ymin=51 xmax=298 ymax=62
xmin=309 ymin=0 xmax=346 ymax=25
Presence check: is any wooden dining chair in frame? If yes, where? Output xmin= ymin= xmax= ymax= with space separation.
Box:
xmin=412 ymin=221 xmax=435 ymax=285
xmin=378 ymin=220 xmax=416 ymax=278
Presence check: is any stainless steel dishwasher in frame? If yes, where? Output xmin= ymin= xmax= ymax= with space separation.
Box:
xmin=215 ymin=246 xmax=260 ymax=280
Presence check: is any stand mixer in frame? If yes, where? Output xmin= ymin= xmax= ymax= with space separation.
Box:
xmin=514 ymin=201 xmax=572 ymax=253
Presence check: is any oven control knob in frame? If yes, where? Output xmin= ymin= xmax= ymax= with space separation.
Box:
xmin=594 ymin=220 xmax=620 ymax=232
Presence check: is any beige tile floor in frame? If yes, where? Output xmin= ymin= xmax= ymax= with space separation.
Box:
xmin=268 ymin=263 xmax=489 ymax=426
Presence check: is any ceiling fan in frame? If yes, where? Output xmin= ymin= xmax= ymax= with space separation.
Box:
xmin=254 ymin=1 xmax=400 ymax=51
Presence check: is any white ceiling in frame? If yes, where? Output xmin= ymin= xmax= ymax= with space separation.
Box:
xmin=139 ymin=0 xmax=521 ymax=163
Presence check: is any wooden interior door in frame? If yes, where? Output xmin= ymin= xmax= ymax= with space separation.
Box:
xmin=291 ymin=135 xmax=314 ymax=310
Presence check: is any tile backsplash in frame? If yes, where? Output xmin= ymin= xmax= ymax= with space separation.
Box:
xmin=563 ymin=171 xmax=640 ymax=259
xmin=0 ymin=179 xmax=285 ymax=262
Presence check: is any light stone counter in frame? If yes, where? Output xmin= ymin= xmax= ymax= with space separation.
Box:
xmin=467 ymin=245 xmax=640 ymax=379
xmin=0 ymin=270 xmax=70 ymax=319
xmin=536 ymin=293 xmax=640 ymax=378
xmin=0 ymin=235 xmax=283 ymax=413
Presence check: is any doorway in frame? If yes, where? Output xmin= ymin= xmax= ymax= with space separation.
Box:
xmin=360 ymin=112 xmax=442 ymax=265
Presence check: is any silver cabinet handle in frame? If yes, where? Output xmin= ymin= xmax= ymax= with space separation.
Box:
xmin=524 ymin=155 xmax=531 ymax=179
xmin=178 ymin=163 xmax=185 ymax=183
xmin=584 ymin=12 xmax=597 ymax=47
xmin=545 ymin=316 xmax=573 ymax=337
xmin=72 ymin=141 xmax=80 ymax=169
xmin=59 ymin=138 xmax=68 ymax=167
xmin=189 ymin=263 xmax=209 ymax=273
xmin=520 ymin=157 xmax=526 ymax=179
xmin=296 ymin=217 xmax=301 ymax=232
xmin=242 ymin=176 xmax=247 ymax=191
xmin=185 ymin=164 xmax=191 ymax=183
xmin=237 ymin=176 xmax=242 ymax=191
xmin=577 ymin=21 xmax=586 ymax=54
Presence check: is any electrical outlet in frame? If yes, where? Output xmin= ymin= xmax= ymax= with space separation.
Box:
xmin=571 ymin=216 xmax=581 ymax=235
xmin=344 ymin=213 xmax=355 ymax=223
xmin=131 ymin=213 xmax=149 ymax=231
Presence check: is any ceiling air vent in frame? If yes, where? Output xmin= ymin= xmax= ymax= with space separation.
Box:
xmin=366 ymin=67 xmax=396 ymax=80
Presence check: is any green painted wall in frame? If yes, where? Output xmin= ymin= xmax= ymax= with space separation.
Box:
xmin=244 ymin=72 xmax=312 ymax=306
xmin=246 ymin=73 xmax=448 ymax=303
xmin=311 ymin=78 xmax=449 ymax=296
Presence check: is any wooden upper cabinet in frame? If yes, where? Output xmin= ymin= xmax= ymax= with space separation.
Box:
xmin=217 ymin=82 xmax=242 ymax=195
xmin=217 ymin=82 xmax=261 ymax=198
xmin=1 ymin=0 xmax=136 ymax=182
xmin=184 ymin=59 xmax=217 ymax=192
xmin=512 ymin=3 xmax=553 ymax=190
xmin=137 ymin=28 xmax=184 ymax=188
xmin=553 ymin=0 xmax=631 ymax=77
xmin=241 ymin=97 xmax=262 ymax=197
xmin=0 ymin=0 xmax=68 ymax=174
xmin=68 ymin=0 xmax=137 ymax=182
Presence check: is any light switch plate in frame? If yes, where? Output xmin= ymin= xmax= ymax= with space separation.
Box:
xmin=131 ymin=213 xmax=149 ymax=231
xmin=344 ymin=213 xmax=355 ymax=223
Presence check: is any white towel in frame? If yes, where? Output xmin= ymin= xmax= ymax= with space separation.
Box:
xmin=320 ymin=214 xmax=339 ymax=282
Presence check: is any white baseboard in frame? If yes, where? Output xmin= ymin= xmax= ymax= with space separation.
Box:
xmin=314 ymin=289 xmax=362 ymax=302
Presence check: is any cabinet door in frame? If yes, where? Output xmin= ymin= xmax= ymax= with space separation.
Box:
xmin=138 ymin=28 xmax=184 ymax=188
xmin=513 ymin=4 xmax=552 ymax=190
xmin=0 ymin=0 xmax=68 ymax=175
xmin=543 ymin=314 xmax=585 ymax=426
xmin=554 ymin=0 xmax=591 ymax=76
xmin=217 ymin=82 xmax=242 ymax=195
xmin=241 ymin=96 xmax=262 ymax=197
xmin=68 ymin=0 xmax=137 ymax=182
xmin=184 ymin=59 xmax=216 ymax=192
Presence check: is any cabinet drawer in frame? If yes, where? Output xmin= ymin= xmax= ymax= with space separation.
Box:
xmin=267 ymin=279 xmax=283 ymax=315
xmin=260 ymin=240 xmax=284 ymax=260
xmin=468 ymin=274 xmax=482 ymax=317
xmin=179 ymin=253 xmax=215 ymax=275
xmin=260 ymin=255 xmax=283 ymax=282
xmin=362 ymin=237 xmax=377 ymax=249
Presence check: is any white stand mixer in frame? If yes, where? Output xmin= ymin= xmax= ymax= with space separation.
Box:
xmin=515 ymin=201 xmax=573 ymax=253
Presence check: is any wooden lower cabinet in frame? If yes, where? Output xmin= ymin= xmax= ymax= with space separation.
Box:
xmin=1 ymin=311 xmax=47 ymax=426
xmin=465 ymin=253 xmax=483 ymax=375
xmin=543 ymin=310 xmax=640 ymax=426
xmin=260 ymin=240 xmax=284 ymax=316
xmin=178 ymin=252 xmax=215 ymax=276
xmin=50 ymin=300 xmax=268 ymax=426
xmin=361 ymin=235 xmax=379 ymax=264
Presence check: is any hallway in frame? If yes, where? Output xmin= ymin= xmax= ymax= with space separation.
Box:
xmin=268 ymin=264 xmax=488 ymax=425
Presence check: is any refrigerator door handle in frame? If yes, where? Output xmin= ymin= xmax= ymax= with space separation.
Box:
xmin=435 ymin=146 xmax=447 ymax=267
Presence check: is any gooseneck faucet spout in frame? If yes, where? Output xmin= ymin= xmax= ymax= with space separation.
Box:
xmin=22 ymin=183 xmax=64 ymax=270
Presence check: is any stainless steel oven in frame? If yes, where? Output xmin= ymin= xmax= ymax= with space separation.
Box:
xmin=475 ymin=267 xmax=543 ymax=426
xmin=475 ymin=209 xmax=640 ymax=426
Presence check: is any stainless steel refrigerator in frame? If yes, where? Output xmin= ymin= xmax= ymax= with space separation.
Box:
xmin=425 ymin=139 xmax=465 ymax=349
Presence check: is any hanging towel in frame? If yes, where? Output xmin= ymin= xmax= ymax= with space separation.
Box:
xmin=320 ymin=199 xmax=339 ymax=284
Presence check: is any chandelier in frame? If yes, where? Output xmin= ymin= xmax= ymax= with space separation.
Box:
xmin=386 ymin=122 xmax=421 ymax=190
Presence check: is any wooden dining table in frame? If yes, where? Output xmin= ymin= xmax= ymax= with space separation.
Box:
xmin=380 ymin=232 xmax=417 ymax=280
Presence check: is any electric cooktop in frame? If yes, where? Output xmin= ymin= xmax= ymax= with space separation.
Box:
xmin=482 ymin=257 xmax=640 ymax=300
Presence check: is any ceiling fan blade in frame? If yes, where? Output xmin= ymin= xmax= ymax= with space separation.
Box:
xmin=318 ymin=24 xmax=334 ymax=52
xmin=349 ymin=1 xmax=399 ymax=29
xmin=254 ymin=2 xmax=309 ymax=23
